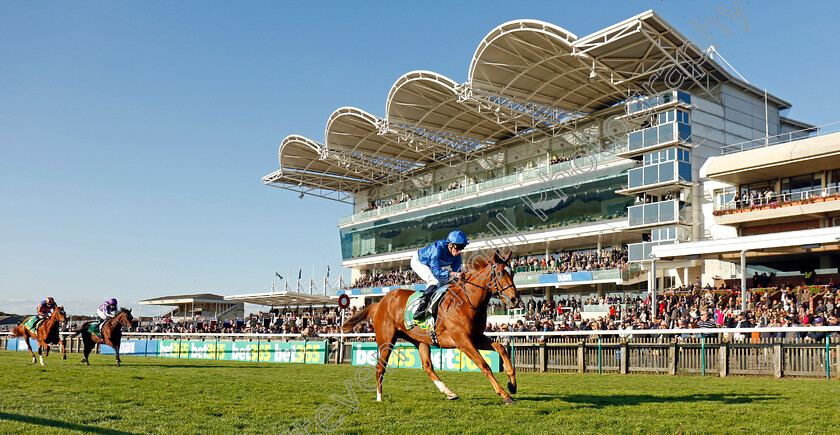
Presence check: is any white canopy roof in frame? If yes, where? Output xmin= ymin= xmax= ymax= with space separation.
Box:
xmin=265 ymin=11 xmax=790 ymax=202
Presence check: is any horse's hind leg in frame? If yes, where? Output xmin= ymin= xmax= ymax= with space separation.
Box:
xmin=80 ymin=337 xmax=91 ymax=365
xmin=38 ymin=344 xmax=45 ymax=366
xmin=23 ymin=336 xmax=36 ymax=363
xmin=374 ymin=320 xmax=399 ymax=402
xmin=476 ymin=335 xmax=516 ymax=394
xmin=114 ymin=346 xmax=121 ymax=367
xmin=61 ymin=339 xmax=67 ymax=360
xmin=417 ymin=342 xmax=458 ymax=400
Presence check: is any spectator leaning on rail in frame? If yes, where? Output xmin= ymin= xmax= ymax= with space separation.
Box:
xmin=411 ymin=230 xmax=467 ymax=320
xmin=696 ymin=311 xmax=717 ymax=339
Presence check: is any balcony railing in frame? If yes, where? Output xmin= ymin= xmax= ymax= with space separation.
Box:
xmin=340 ymin=151 xmax=622 ymax=225
xmin=629 ymin=240 xmax=675 ymax=262
xmin=627 ymin=160 xmax=691 ymax=190
xmin=628 ymin=200 xmax=691 ymax=227
xmin=713 ymin=186 xmax=840 ymax=215
xmin=626 ymin=90 xmax=691 ymax=116
xmin=626 ymin=121 xmax=691 ymax=154
xmin=719 ymin=121 xmax=840 ymax=155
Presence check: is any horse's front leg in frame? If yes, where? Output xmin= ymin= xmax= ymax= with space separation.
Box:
xmin=475 ymin=335 xmax=516 ymax=394
xmin=417 ymin=342 xmax=458 ymax=400
xmin=61 ymin=339 xmax=67 ymax=360
xmin=457 ymin=338 xmax=514 ymax=404
xmin=114 ymin=344 xmax=121 ymax=367
xmin=38 ymin=344 xmax=45 ymax=366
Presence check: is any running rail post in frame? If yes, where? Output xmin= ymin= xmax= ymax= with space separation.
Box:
xmin=598 ymin=336 xmax=602 ymax=374
xmin=741 ymin=250 xmax=747 ymax=312
xmin=700 ymin=335 xmax=706 ymax=377
xmin=827 ymin=334 xmax=831 ymax=380
xmin=338 ymin=310 xmax=345 ymax=364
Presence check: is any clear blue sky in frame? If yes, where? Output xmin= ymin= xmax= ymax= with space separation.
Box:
xmin=2 ymin=1 xmax=838 ymax=316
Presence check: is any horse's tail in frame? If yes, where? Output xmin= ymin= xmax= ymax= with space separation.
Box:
xmin=341 ymin=303 xmax=379 ymax=333
xmin=69 ymin=325 xmax=85 ymax=338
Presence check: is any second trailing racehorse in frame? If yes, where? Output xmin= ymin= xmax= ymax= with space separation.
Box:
xmin=342 ymin=251 xmax=521 ymax=404
xmin=73 ymin=308 xmax=134 ymax=367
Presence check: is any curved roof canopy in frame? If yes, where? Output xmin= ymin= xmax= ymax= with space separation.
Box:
xmin=325 ymin=106 xmax=425 ymax=171
xmin=266 ymin=10 xmax=791 ymax=203
xmin=469 ymin=20 xmax=620 ymax=113
xmin=262 ymin=135 xmax=370 ymax=203
xmin=386 ymin=71 xmax=512 ymax=148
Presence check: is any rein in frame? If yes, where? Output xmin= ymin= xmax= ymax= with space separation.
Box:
xmin=458 ymin=264 xmax=514 ymax=311
xmin=105 ymin=311 xmax=130 ymax=332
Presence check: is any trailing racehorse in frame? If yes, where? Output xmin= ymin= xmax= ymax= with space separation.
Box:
xmin=342 ymin=251 xmax=521 ymax=404
xmin=11 ymin=306 xmax=67 ymax=365
xmin=72 ymin=308 xmax=134 ymax=366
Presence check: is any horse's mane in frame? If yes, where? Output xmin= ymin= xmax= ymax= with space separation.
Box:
xmin=467 ymin=256 xmax=491 ymax=270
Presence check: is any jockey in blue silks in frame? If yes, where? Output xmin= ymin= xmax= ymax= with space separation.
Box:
xmin=410 ymin=230 xmax=468 ymax=320
xmin=36 ymin=297 xmax=57 ymax=319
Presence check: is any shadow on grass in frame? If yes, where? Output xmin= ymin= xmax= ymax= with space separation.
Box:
xmin=522 ymin=393 xmax=777 ymax=407
xmin=0 ymin=411 xmax=138 ymax=434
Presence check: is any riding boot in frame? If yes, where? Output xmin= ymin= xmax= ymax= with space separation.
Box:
xmin=414 ymin=284 xmax=438 ymax=320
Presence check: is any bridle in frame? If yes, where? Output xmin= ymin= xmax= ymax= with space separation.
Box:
xmin=458 ymin=262 xmax=516 ymax=311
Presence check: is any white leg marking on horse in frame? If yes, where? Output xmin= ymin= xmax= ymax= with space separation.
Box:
xmin=434 ymin=380 xmax=449 ymax=393
xmin=39 ymin=355 xmax=44 ymax=365
xmin=376 ymin=392 xmax=382 ymax=402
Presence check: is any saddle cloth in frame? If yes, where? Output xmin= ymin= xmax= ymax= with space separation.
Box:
xmin=404 ymin=285 xmax=449 ymax=329
xmin=23 ymin=316 xmax=40 ymax=333
xmin=87 ymin=321 xmax=103 ymax=337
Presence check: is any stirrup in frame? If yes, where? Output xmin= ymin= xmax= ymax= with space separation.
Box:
xmin=413 ymin=303 xmax=429 ymax=321
xmin=429 ymin=329 xmax=439 ymax=347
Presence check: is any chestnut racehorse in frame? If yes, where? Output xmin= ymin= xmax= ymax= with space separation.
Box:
xmin=11 ymin=306 xmax=67 ymax=365
xmin=342 ymin=251 xmax=521 ymax=404
xmin=73 ymin=308 xmax=134 ymax=367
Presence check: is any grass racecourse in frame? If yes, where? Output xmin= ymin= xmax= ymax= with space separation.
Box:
xmin=1 ymin=351 xmax=839 ymax=434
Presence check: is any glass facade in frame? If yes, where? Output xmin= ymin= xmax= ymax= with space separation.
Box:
xmin=627 ymin=90 xmax=691 ymax=115
xmin=627 ymin=117 xmax=691 ymax=153
xmin=340 ymin=173 xmax=634 ymax=260
xmin=628 ymin=159 xmax=691 ymax=189
xmin=627 ymin=200 xmax=691 ymax=227
xmin=628 ymin=240 xmax=675 ymax=262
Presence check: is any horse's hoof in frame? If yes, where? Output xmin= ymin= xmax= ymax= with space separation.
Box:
xmin=446 ymin=392 xmax=459 ymax=400
xmin=507 ymin=382 xmax=517 ymax=394
xmin=61 ymin=356 xmax=66 ymax=360
xmin=502 ymin=397 xmax=516 ymax=405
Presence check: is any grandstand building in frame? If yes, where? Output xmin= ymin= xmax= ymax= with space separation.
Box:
xmin=263 ymin=11 xmax=840 ymax=310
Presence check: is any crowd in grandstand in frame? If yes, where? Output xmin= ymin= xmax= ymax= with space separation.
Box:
xmin=511 ymin=247 xmax=629 ymax=274
xmin=480 ymin=282 xmax=840 ymax=341
xmin=360 ymin=195 xmax=416 ymax=212
xmin=549 ymin=154 xmax=575 ymax=165
xmin=341 ymin=279 xmax=840 ymax=342
xmin=346 ymin=269 xmax=423 ymax=289
xmin=344 ymin=248 xmax=630 ymax=290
